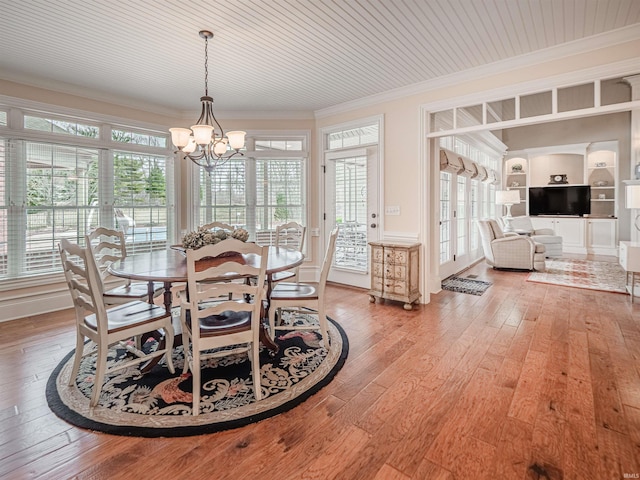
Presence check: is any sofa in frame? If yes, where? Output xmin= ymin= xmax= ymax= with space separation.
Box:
xmin=506 ymin=216 xmax=563 ymax=258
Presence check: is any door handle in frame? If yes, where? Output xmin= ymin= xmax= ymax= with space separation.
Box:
xmin=371 ymin=223 xmax=377 ymax=228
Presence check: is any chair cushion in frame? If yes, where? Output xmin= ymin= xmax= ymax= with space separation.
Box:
xmin=270 ymin=282 xmax=319 ymax=300
xmin=534 ymin=243 xmax=546 ymax=254
xmin=84 ymin=301 xmax=169 ymax=334
xmin=509 ymin=216 xmax=534 ymax=233
xmin=185 ymin=309 xmax=252 ymax=337
xmin=270 ymin=271 xmax=296 ymax=283
xmin=103 ymin=281 xmax=164 ymax=300
xmin=531 ymin=234 xmax=562 ymax=245
xmin=488 ymin=219 xmax=504 ymax=239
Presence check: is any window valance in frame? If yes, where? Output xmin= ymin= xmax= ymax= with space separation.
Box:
xmin=439 ymin=148 xmax=463 ymax=174
xmin=475 ymin=165 xmax=488 ymax=181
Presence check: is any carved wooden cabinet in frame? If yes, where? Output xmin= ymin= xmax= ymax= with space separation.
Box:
xmin=368 ymin=241 xmax=421 ymax=310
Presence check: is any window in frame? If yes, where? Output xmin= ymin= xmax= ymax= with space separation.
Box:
xmin=456 ymin=176 xmax=467 ymax=256
xmin=198 ymin=159 xmax=247 ymax=229
xmin=255 ymin=158 xmax=304 ymax=237
xmin=470 ymin=180 xmax=479 ymax=251
xmin=0 ymin=139 xmax=7 ymax=277
xmin=24 ymin=114 xmax=99 ymax=138
xmin=327 ymin=125 xmax=378 ymax=149
xmin=439 ymin=172 xmax=452 ymax=264
xmin=195 ymin=135 xmax=308 ymax=247
xmin=1 ymin=105 xmax=173 ymax=282
xmin=112 ymin=128 xmax=167 ymax=148
xmin=112 ymin=151 xmax=170 ymax=254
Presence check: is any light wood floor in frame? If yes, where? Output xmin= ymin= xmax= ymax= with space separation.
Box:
xmin=1 ymin=261 xmax=640 ymax=480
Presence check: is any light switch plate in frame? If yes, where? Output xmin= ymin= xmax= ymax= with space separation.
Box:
xmin=385 ymin=206 xmax=400 ymax=215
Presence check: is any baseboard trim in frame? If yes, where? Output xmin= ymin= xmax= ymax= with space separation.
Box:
xmin=1 ymin=290 xmax=73 ymax=323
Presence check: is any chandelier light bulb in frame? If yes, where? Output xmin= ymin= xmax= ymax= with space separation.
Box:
xmin=169 ymin=128 xmax=191 ymax=149
xmin=191 ymin=124 xmax=214 ymax=145
xmin=183 ymin=137 xmax=197 ymax=153
xmin=213 ymin=138 xmax=228 ymax=155
xmin=227 ymin=131 xmax=246 ymax=150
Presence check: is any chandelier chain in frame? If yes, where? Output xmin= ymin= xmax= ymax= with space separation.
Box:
xmin=204 ymin=35 xmax=209 ymax=97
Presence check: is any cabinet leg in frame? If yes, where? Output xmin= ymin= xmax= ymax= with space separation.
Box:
xmin=403 ymin=302 xmax=413 ymax=310
xmin=369 ymin=295 xmax=376 ymax=303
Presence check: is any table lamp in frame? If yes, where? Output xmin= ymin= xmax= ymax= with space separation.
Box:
xmin=626 ymin=184 xmax=640 ymax=232
xmin=496 ymin=189 xmax=521 ymax=232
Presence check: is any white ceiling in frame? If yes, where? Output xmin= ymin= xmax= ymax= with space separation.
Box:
xmin=1 ymin=0 xmax=639 ymax=117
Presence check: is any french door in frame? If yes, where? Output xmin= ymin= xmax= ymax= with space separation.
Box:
xmin=440 ymin=172 xmax=481 ymax=279
xmin=324 ymin=147 xmax=379 ymax=288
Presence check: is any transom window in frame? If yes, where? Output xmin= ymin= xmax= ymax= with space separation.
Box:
xmin=24 ymin=114 xmax=99 ymax=138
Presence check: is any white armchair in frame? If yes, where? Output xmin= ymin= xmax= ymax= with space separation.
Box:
xmin=507 ymin=216 xmax=563 ymax=258
xmin=478 ymin=219 xmax=546 ymax=271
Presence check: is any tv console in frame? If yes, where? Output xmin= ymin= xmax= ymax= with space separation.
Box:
xmin=530 ymin=216 xmax=618 ymax=256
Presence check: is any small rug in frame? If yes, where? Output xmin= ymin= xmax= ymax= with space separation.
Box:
xmin=527 ymin=258 xmax=626 ymax=294
xmin=46 ymin=313 xmax=348 ymax=437
xmin=441 ymin=276 xmax=492 ymax=296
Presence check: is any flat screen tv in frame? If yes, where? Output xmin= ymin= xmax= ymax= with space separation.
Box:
xmin=529 ymin=185 xmax=591 ymax=216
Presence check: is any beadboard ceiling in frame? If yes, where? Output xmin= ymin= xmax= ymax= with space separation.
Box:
xmin=1 ymin=0 xmax=639 ymax=117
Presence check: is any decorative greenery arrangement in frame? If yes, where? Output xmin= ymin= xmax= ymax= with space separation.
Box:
xmin=511 ymin=163 xmax=523 ymax=172
xmin=181 ymin=226 xmax=250 ymax=249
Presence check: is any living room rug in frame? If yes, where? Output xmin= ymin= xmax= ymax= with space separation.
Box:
xmin=441 ymin=276 xmax=493 ymax=296
xmin=527 ymin=258 xmax=626 ymax=294
xmin=46 ymin=313 xmax=348 ymax=437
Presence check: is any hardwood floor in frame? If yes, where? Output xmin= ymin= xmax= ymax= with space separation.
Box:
xmin=1 ymin=261 xmax=640 ymax=479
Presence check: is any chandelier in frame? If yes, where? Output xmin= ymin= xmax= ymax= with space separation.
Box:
xmin=169 ymin=31 xmax=246 ymax=175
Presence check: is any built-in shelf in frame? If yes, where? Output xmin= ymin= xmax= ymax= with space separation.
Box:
xmin=504 ymin=141 xmax=618 ymax=219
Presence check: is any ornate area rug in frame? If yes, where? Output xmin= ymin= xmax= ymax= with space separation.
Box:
xmin=527 ymin=258 xmax=626 ymax=294
xmin=46 ymin=313 xmax=348 ymax=437
xmin=441 ymin=276 xmax=493 ymax=296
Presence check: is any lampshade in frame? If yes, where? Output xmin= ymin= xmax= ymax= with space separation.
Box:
xmin=495 ymin=190 xmax=520 ymax=205
xmin=626 ymin=184 xmax=640 ymax=209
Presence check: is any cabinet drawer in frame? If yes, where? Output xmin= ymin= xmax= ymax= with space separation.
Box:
xmin=372 ymin=276 xmax=383 ymax=291
xmin=372 ymin=246 xmax=384 ymax=263
xmin=384 ymin=280 xmax=407 ymax=295
xmin=384 ymin=249 xmax=407 ymax=265
xmin=372 ymin=263 xmax=384 ymax=278
xmin=385 ymin=265 xmax=406 ymax=279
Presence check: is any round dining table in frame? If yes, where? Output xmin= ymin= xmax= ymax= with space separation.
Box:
xmin=108 ymin=245 xmax=304 ymax=313
xmin=107 ymin=245 xmax=304 ymax=364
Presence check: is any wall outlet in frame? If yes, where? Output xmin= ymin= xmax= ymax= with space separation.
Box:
xmin=310 ymin=228 xmax=320 ymax=236
xmin=385 ymin=206 xmax=401 ymax=216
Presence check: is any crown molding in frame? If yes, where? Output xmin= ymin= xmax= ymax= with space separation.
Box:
xmin=315 ymin=24 xmax=640 ymax=119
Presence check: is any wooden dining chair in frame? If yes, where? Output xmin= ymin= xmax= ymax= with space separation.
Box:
xmin=268 ymin=227 xmax=338 ymax=346
xmin=58 ymin=238 xmax=175 ymax=407
xmin=86 ymin=227 xmax=164 ymax=305
xmin=201 ymin=221 xmax=235 ymax=232
xmin=271 ymin=221 xmax=306 ymax=284
xmin=178 ymin=238 xmax=269 ymax=415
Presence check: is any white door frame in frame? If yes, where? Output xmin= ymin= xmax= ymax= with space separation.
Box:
xmin=318 ymin=115 xmax=384 ymax=287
